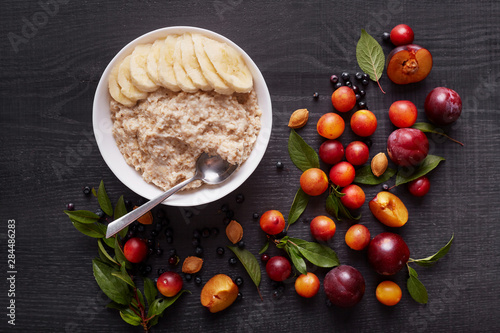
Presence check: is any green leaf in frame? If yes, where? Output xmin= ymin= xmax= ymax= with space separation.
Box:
xmin=288 ymin=129 xmax=320 ymax=172
xmin=148 ymin=290 xmax=190 ymax=317
xmin=98 ymin=180 xmax=113 ymax=216
xmin=354 ymin=165 xmax=396 ymax=185
xmin=287 ymin=238 xmax=340 ymax=268
xmin=92 ymin=258 xmax=132 ymax=305
xmin=148 ymin=315 xmax=160 ymax=327
xmin=64 ymin=210 xmax=100 ymax=224
xmin=111 ymin=264 xmax=135 ymax=288
xmin=143 ymin=277 xmax=157 ymax=307
xmin=92 ymin=187 xmax=97 ymax=197
xmin=396 ymin=155 xmax=445 ymax=186
xmin=72 ymin=221 xmax=106 ymax=238
xmin=287 ymin=188 xmax=309 ymax=227
xmin=114 ymin=195 xmax=128 ymax=219
xmin=412 ymin=234 xmax=454 ymax=267
xmin=407 ymin=266 xmax=428 ymax=304
xmin=258 ymin=241 xmax=269 ymax=255
xmin=102 ymin=236 xmax=115 ymax=248
xmin=325 ymin=193 xmax=339 ymax=220
xmin=98 ymin=239 xmax=119 ymax=266
xmin=136 ymin=289 xmax=145 ymax=308
xmin=227 ymin=246 xmax=261 ymax=288
xmin=106 ymin=301 xmax=128 ymax=311
xmin=356 ymin=29 xmax=385 ymax=93
xmin=286 ymin=244 xmax=307 ymax=275
xmin=325 ymin=189 xmax=360 ymax=221
xmin=114 ymin=237 xmax=131 ymax=269
xmin=114 ymin=195 xmax=129 ymax=238
xmin=412 ymin=122 xmax=464 ymax=146
xmin=119 ymin=308 xmax=142 ymax=326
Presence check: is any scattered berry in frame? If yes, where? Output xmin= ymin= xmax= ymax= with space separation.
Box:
xmin=223 ymin=217 xmax=231 ymax=226
xmin=355 ymin=72 xmax=363 ymax=80
xmin=345 ymin=81 xmax=352 ymax=88
xmin=193 ymin=229 xmax=201 ymax=239
xmin=341 ymin=72 xmax=350 ymax=81
xmin=313 ymin=92 xmax=319 ymax=98
xmin=168 ymin=256 xmax=178 ymax=265
xmin=150 ymin=230 xmax=158 ymax=237
xmin=355 ymin=94 xmax=361 ymax=101
xmin=363 ymin=138 xmax=373 ymax=148
xmin=216 ymin=247 xmax=225 ymax=255
xmin=358 ymin=101 xmax=367 ymax=109
xmin=164 ymin=228 xmax=173 ymax=237
xmin=234 ymin=277 xmax=244 ymax=286
xmin=352 ymin=85 xmax=360 ymax=94
xmin=194 ymin=275 xmax=202 ymax=285
xmin=66 ymin=203 xmax=75 ymax=211
xmin=334 ymin=82 xmax=342 ymax=89
xmin=261 ymin=254 xmax=270 ymax=262
xmin=202 ymin=228 xmax=211 ymax=238
xmin=362 ymin=73 xmax=369 ymax=81
xmin=252 ymin=213 xmax=260 ymax=220
xmin=83 ymin=186 xmax=91 ymax=196
xmin=156 ymin=248 xmax=163 ymax=256
xmin=220 ymin=204 xmax=229 ymax=212
xmin=195 ymin=246 xmax=204 ymax=256
xmin=359 ymin=89 xmax=366 ymax=97
xmin=330 ymin=74 xmax=339 ymax=84
xmin=95 ymin=209 xmax=104 ymax=218
xmin=235 ymin=193 xmax=245 ymax=204
xmin=237 ymin=241 xmax=245 ymax=249
xmin=226 ymin=210 xmax=234 ymax=219
xmin=157 ymin=267 xmax=166 ymax=276
xmin=237 ymin=292 xmax=243 ymax=300
xmin=228 ymin=257 xmax=237 ymax=265
xmin=184 ymin=273 xmax=192 ymax=281
xmin=382 ymin=184 xmax=390 ymax=190
xmin=137 ymin=224 xmax=145 ymax=233
xmin=382 ymin=32 xmax=391 ymax=41
xmin=276 ymin=161 xmax=284 ymax=169
xmin=361 ymin=79 xmax=369 ymax=86
xmin=211 ymin=227 xmax=219 ymax=236
xmin=272 ymin=289 xmax=283 ymax=299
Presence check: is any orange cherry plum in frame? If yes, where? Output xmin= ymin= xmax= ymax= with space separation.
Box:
xmin=331 ymin=86 xmax=357 ymax=112
xmin=389 ymin=100 xmax=418 ymax=128
xmin=300 ymin=168 xmax=329 ymax=196
xmin=310 ymin=215 xmax=336 ymax=242
xmin=295 ymin=272 xmax=320 ymax=298
xmin=345 ymin=224 xmax=371 ymax=251
xmin=317 ymin=113 xmax=345 ymax=140
xmin=350 ymin=110 xmax=377 ymax=137
xmin=340 ymin=184 xmax=365 ymax=210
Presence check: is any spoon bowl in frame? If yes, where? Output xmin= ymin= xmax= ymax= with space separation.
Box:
xmin=106 ymin=153 xmax=237 ymax=238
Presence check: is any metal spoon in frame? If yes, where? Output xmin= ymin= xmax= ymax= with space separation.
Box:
xmin=106 ymin=153 xmax=238 ymax=238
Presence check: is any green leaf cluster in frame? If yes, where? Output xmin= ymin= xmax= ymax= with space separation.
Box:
xmin=278 ymin=237 xmax=340 ymax=275
xmin=326 ymin=186 xmax=361 ymax=221
xmin=406 ymin=235 xmax=454 ymax=304
xmin=64 ymin=180 xmax=188 ymax=329
xmin=356 ymin=29 xmax=385 ymax=93
xmin=227 ymin=246 xmax=263 ymax=299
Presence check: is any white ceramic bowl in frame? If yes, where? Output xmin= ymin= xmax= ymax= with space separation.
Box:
xmin=93 ymin=26 xmax=272 ymax=206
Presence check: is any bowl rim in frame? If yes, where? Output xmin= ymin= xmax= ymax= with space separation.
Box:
xmin=92 ymin=26 xmax=272 ymax=207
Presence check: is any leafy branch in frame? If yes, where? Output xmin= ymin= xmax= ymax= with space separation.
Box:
xmin=405 ymin=235 xmax=454 ymax=303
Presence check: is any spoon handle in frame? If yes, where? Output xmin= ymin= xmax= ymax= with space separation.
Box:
xmin=105 ymin=176 xmax=198 ymax=238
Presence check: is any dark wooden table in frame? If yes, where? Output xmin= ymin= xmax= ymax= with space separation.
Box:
xmin=2 ymin=1 xmax=500 ymax=332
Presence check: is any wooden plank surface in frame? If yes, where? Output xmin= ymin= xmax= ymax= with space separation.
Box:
xmin=1 ymin=0 xmax=500 ymax=332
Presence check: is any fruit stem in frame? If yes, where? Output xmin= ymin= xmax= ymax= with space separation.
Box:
xmin=376 ymin=79 xmax=386 ymax=94
xmin=256 ymin=286 xmax=264 ymax=301
xmin=444 ymin=134 xmax=464 ymax=146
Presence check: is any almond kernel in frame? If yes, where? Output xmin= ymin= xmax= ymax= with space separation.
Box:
xmin=371 ymin=152 xmax=388 ymax=177
xmin=226 ymin=220 xmax=243 ymax=244
xmin=182 ymin=256 xmax=203 ymax=274
xmin=288 ymin=108 xmax=309 ymax=129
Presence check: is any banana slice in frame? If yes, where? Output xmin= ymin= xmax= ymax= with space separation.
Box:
xmin=108 ymin=61 xmax=135 ymax=107
xmin=130 ymin=44 xmax=158 ymax=92
xmin=180 ymin=33 xmax=211 ymax=91
xmin=192 ymin=34 xmax=233 ymax=95
xmin=158 ymin=35 xmax=181 ymax=92
xmin=173 ymin=36 xmax=198 ymax=93
xmin=118 ymin=55 xmax=149 ymax=101
xmin=146 ymin=38 xmax=164 ymax=85
xmin=202 ymin=38 xmax=253 ymax=93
